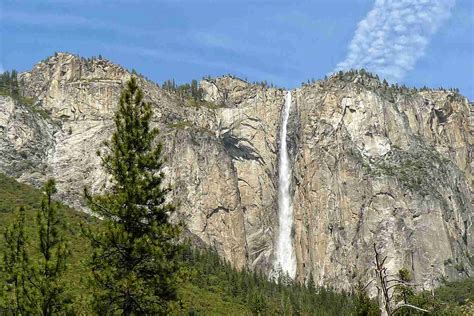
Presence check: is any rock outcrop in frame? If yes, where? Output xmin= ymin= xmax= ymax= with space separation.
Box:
xmin=1 ymin=53 xmax=472 ymax=293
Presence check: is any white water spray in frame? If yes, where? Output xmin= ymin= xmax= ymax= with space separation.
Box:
xmin=274 ymin=91 xmax=296 ymax=279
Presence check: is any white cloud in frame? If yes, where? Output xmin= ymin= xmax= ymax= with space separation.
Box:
xmin=334 ymin=0 xmax=456 ymax=82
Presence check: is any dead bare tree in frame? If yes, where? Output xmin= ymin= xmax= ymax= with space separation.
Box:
xmin=372 ymin=243 xmax=430 ymax=315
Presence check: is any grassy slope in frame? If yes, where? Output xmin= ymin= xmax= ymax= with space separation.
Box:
xmin=0 ymin=173 xmax=94 ymax=306
xmin=0 ymin=173 xmax=253 ymax=314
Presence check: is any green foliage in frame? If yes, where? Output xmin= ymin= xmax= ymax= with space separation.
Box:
xmin=0 ymin=70 xmax=20 ymax=98
xmin=392 ymin=268 xmax=416 ymax=315
xmin=162 ymin=78 xmax=203 ymax=101
xmin=307 ymin=271 xmax=316 ymax=293
xmin=353 ymin=282 xmax=380 ymax=316
xmin=454 ymin=262 xmax=466 ymax=273
xmin=84 ymin=77 xmax=183 ymax=314
xmin=162 ymin=78 xmax=223 ymax=109
xmin=0 ymin=175 xmax=43 ymax=214
xmin=1 ymin=179 xmax=71 ymax=315
xmin=1 ymin=207 xmax=30 ymax=315
xmin=395 ymin=268 xmax=414 ymax=303
xmin=329 ymin=69 xmax=463 ymax=98
xmin=248 ymin=289 xmax=268 ymax=315
xmin=302 ymin=78 xmax=317 ymax=87
xmin=0 ymin=173 xmax=96 ymax=313
xmin=33 ymin=179 xmax=71 ymax=315
xmin=175 ymin=247 xmax=356 ymax=315
xmin=385 ymin=277 xmax=474 ymax=315
xmin=369 ymin=143 xmax=453 ymax=197
xmin=0 ymin=70 xmax=34 ymax=106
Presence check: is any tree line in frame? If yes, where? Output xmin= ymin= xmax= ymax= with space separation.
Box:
xmin=0 ymin=71 xmax=21 ymax=99
xmin=0 ymin=71 xmax=34 ymax=105
xmin=162 ymin=79 xmax=203 ymax=101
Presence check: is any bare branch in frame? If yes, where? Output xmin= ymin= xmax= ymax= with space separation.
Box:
xmin=391 ymin=303 xmax=430 ymax=315
xmin=362 ymin=279 xmax=374 ymax=291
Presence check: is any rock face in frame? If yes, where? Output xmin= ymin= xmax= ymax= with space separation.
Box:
xmin=291 ymin=78 xmax=473 ymax=293
xmin=1 ymin=53 xmax=472 ymax=292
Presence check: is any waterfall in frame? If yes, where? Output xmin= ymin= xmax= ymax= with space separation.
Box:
xmin=274 ymin=91 xmax=296 ymax=279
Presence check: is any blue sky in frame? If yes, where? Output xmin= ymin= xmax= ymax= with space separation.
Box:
xmin=1 ymin=0 xmax=473 ymax=99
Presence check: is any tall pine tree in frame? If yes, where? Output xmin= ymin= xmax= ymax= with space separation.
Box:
xmin=1 ymin=180 xmax=70 ymax=315
xmin=1 ymin=207 xmax=30 ymax=314
xmin=84 ymin=77 xmax=182 ymax=315
xmin=34 ymin=179 xmax=70 ymax=315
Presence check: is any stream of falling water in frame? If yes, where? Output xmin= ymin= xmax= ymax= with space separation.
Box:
xmin=274 ymin=91 xmax=296 ymax=279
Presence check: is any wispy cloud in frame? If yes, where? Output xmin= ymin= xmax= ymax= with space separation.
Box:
xmin=1 ymin=9 xmax=164 ymax=38
xmin=190 ymin=31 xmax=299 ymax=67
xmin=335 ymin=0 xmax=456 ymax=82
xmin=3 ymin=7 xmax=299 ymax=84
xmin=109 ymin=44 xmax=296 ymax=84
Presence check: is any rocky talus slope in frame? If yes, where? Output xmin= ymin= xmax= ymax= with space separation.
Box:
xmin=0 ymin=53 xmax=472 ymax=293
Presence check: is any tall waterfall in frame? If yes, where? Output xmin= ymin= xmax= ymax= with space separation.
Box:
xmin=274 ymin=91 xmax=296 ymax=279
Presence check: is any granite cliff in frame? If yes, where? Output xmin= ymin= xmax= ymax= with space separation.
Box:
xmin=1 ymin=53 xmax=472 ymax=293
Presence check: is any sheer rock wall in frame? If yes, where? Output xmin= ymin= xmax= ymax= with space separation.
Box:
xmin=0 ymin=53 xmax=471 ymax=292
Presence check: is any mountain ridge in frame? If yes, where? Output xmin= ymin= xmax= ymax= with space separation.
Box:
xmin=1 ymin=52 xmax=472 ymax=295
xmin=19 ymin=52 xmax=471 ymax=99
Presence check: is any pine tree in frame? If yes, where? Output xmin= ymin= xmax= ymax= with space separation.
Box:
xmin=249 ymin=289 xmax=267 ymax=315
xmin=394 ymin=268 xmax=414 ymax=306
xmin=1 ymin=207 xmax=31 ymax=314
xmin=1 ymin=180 xmax=70 ymax=315
xmin=33 ymin=179 xmax=70 ymax=315
xmin=84 ymin=77 xmax=182 ymax=315
xmin=353 ymin=281 xmax=379 ymax=316
xmin=190 ymin=79 xmax=198 ymax=100
xmin=307 ymin=272 xmax=316 ymax=294
xmin=0 ymin=70 xmax=20 ymax=98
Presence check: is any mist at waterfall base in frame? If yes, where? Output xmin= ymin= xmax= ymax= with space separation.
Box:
xmin=274 ymin=91 xmax=297 ymax=280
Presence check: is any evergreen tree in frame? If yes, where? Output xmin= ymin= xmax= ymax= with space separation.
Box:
xmin=353 ymin=281 xmax=379 ymax=316
xmin=190 ymin=79 xmax=198 ymax=100
xmin=1 ymin=180 xmax=70 ymax=315
xmin=394 ymin=268 xmax=414 ymax=307
xmin=248 ymin=289 xmax=267 ymax=315
xmin=84 ymin=77 xmax=182 ymax=315
xmin=1 ymin=207 xmax=31 ymax=315
xmin=307 ymin=272 xmax=316 ymax=294
xmin=33 ymin=179 xmax=70 ymax=315
xmin=0 ymin=70 xmax=20 ymax=98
